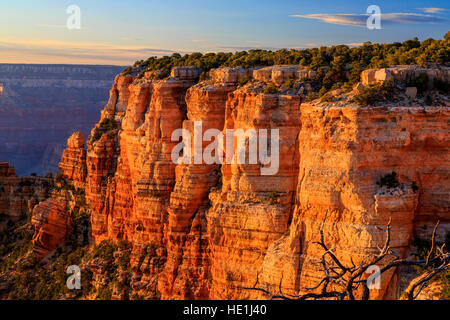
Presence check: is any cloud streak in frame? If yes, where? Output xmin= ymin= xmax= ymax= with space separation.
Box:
xmin=0 ymin=39 xmax=190 ymax=65
xmin=290 ymin=12 xmax=446 ymax=27
xmin=419 ymin=8 xmax=447 ymax=14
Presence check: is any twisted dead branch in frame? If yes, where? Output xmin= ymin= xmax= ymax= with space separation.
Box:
xmin=246 ymin=219 xmax=449 ymax=300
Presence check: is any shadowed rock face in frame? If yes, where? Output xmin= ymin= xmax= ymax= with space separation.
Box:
xmin=53 ymin=66 xmax=449 ymax=299
xmin=0 ymin=64 xmax=124 ymax=176
xmin=0 ymin=162 xmax=52 ymax=221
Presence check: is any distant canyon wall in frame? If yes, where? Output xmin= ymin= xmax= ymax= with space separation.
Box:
xmin=0 ymin=64 xmax=124 ymax=176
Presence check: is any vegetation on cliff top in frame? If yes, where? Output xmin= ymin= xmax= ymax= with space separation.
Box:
xmin=124 ymin=32 xmax=449 ymax=93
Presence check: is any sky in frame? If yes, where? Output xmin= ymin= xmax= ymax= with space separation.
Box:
xmin=0 ymin=0 xmax=448 ymax=66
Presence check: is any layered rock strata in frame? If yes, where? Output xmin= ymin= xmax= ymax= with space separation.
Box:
xmin=31 ymin=197 xmax=72 ymax=257
xmin=256 ymin=102 xmax=449 ymax=299
xmin=361 ymin=65 xmax=450 ymax=86
xmin=58 ymin=132 xmax=87 ymax=188
xmin=54 ymin=66 xmax=449 ymax=299
xmin=0 ymin=162 xmax=52 ymax=221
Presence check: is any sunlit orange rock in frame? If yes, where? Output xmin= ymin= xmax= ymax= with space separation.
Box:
xmin=59 ymin=66 xmax=449 ymax=300
xmin=31 ymin=198 xmax=71 ymax=257
xmin=58 ymin=132 xmax=87 ymax=188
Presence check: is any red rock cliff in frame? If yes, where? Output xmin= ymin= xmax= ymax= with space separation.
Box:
xmin=56 ymin=66 xmax=449 ymax=299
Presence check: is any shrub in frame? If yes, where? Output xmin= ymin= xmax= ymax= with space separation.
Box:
xmin=238 ymin=75 xmax=251 ymax=87
xmin=62 ymin=183 xmax=75 ymax=191
xmin=321 ymin=93 xmax=335 ymax=103
xmin=96 ymin=287 xmax=112 ymax=300
xmin=283 ymin=78 xmax=295 ymax=89
xmin=55 ymin=173 xmax=63 ymax=183
xmin=433 ymin=78 xmax=449 ymax=94
xmin=122 ymin=66 xmax=133 ymax=75
xmin=267 ymin=191 xmax=280 ymax=204
xmin=199 ymin=71 xmax=210 ymax=81
xmin=352 ymin=79 xmax=395 ymax=106
xmin=91 ymin=118 xmax=117 ymax=143
xmin=100 ymin=117 xmax=117 ymax=131
xmin=304 ymin=92 xmax=319 ymax=102
xmin=376 ymin=171 xmax=400 ymax=188
xmin=263 ymin=83 xmax=278 ymax=94
xmin=407 ymin=73 xmax=428 ymax=94
xmin=90 ymin=130 xmax=103 ymax=143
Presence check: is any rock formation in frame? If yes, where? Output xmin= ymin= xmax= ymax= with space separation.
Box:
xmin=58 ymin=132 xmax=87 ymax=188
xmin=51 ymin=65 xmax=449 ymax=299
xmin=0 ymin=162 xmax=52 ymax=221
xmin=361 ymin=65 xmax=450 ymax=86
xmin=31 ymin=198 xmax=72 ymax=257
xmin=252 ymin=65 xmax=316 ymax=85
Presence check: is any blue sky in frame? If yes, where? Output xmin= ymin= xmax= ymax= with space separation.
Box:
xmin=0 ymin=0 xmax=448 ymax=65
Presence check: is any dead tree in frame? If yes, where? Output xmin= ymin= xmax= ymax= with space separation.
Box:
xmin=246 ymin=219 xmax=449 ymax=300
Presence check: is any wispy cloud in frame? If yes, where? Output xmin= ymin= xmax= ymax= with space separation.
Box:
xmin=290 ymin=12 xmax=446 ymax=27
xmin=418 ymin=8 xmax=447 ymax=14
xmin=192 ymin=39 xmax=208 ymax=43
xmin=0 ymin=39 xmax=190 ymax=65
xmin=206 ymin=45 xmax=281 ymax=52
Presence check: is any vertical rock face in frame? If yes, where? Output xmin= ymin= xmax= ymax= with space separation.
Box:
xmin=53 ymin=66 xmax=449 ymax=299
xmin=58 ymin=132 xmax=87 ymax=188
xmin=0 ymin=162 xmax=52 ymax=221
xmin=84 ymin=74 xmax=197 ymax=297
xmin=31 ymin=198 xmax=72 ymax=257
xmin=207 ymin=87 xmax=301 ymax=299
xmin=125 ymin=79 xmax=192 ymax=297
xmin=256 ymin=103 xmax=449 ymax=299
xmin=159 ymin=81 xmax=238 ymax=299
xmin=85 ymin=76 xmax=133 ymax=243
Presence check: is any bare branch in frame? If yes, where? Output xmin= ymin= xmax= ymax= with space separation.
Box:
xmin=245 ymin=217 xmax=448 ymax=300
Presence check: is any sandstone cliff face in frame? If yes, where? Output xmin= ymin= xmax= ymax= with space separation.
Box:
xmin=0 ymin=162 xmax=52 ymax=221
xmin=31 ymin=197 xmax=72 ymax=257
xmin=158 ymin=80 xmax=237 ymax=299
xmin=58 ymin=132 xmax=87 ymax=188
xmin=55 ymin=66 xmax=449 ymax=299
xmin=256 ymin=102 xmax=449 ymax=299
xmin=206 ymin=85 xmax=301 ymax=299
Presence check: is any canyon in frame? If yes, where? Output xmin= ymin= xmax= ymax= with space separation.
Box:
xmin=1 ymin=64 xmax=449 ymax=300
xmin=0 ymin=64 xmax=123 ymax=176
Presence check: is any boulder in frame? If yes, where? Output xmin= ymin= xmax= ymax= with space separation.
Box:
xmin=31 ymin=199 xmax=71 ymax=258
xmin=361 ymin=68 xmax=393 ymax=85
xmin=170 ymin=67 xmax=202 ymax=81
xmin=405 ymin=87 xmax=417 ymax=99
xmin=209 ymin=67 xmax=250 ymax=84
